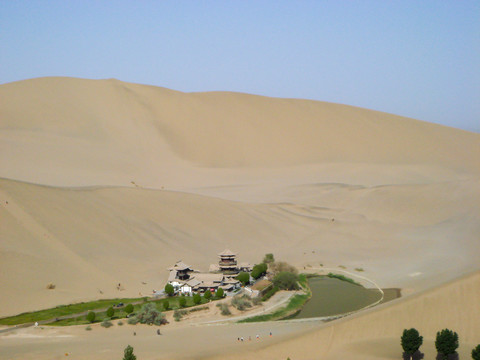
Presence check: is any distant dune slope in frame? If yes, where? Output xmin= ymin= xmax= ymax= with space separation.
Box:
xmin=1 ymin=77 xmax=479 ymax=189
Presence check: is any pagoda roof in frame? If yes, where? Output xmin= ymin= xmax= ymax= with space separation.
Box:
xmin=218 ymin=249 xmax=236 ymax=256
xmin=168 ymin=261 xmax=192 ymax=271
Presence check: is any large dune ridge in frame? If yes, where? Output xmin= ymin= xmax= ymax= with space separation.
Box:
xmin=1 ymin=77 xmax=479 ymax=189
xmin=0 ymin=77 xmax=479 ymax=359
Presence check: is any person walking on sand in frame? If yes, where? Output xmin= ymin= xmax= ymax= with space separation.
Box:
xmin=256 ymin=334 xmax=259 ymax=340
xmin=270 ymin=331 xmax=272 ymax=337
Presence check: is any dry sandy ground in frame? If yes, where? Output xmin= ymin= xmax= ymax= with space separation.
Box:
xmin=1 ymin=77 xmax=479 ymax=359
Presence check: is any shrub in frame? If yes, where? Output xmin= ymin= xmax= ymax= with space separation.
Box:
xmin=125 ymin=304 xmax=134 ymax=315
xmin=251 ymin=263 xmax=268 ymax=279
xmin=173 ymin=309 xmax=187 ymax=322
xmin=263 ymin=253 xmax=275 ymax=264
xmin=86 ymin=311 xmax=96 ymax=323
xmin=106 ymin=306 xmax=114 ymax=318
xmin=472 ymin=344 xmax=480 ymax=360
xmin=216 ymin=288 xmax=224 ymax=298
xmin=216 ymin=303 xmax=231 ymax=315
xmin=129 ymin=303 xmax=166 ymax=326
xmin=435 ymin=329 xmax=459 ymax=359
xmin=401 ymin=328 xmax=423 ymax=357
xmin=252 ymin=297 xmax=262 ymax=306
xmin=117 ymin=321 xmax=124 ymax=326
xmin=269 ymin=261 xmax=297 ymax=276
xmin=123 ymin=345 xmax=136 ymax=360
xmin=273 ymin=272 xmax=299 ymax=290
xmin=204 ymin=290 xmax=212 ymax=301
xmin=179 ymin=296 xmax=187 ymax=308
xmin=193 ymin=293 xmax=201 ymax=305
xmin=85 ymin=325 xmax=92 ymax=331
xmin=231 ymin=294 xmax=252 ymax=311
xmin=127 ymin=317 xmax=138 ymax=325
xmin=236 ymin=272 xmax=250 ymax=286
xmin=163 ymin=299 xmax=170 ymax=311
xmin=165 ymin=283 xmax=174 ymax=296
xmin=101 ymin=318 xmax=113 ymax=328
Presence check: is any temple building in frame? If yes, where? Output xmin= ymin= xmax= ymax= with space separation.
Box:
xmin=167 ymin=260 xmax=240 ymax=295
xmin=218 ymin=249 xmax=238 ymax=272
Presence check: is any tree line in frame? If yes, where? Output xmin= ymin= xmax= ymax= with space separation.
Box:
xmin=401 ymin=327 xmax=480 ymax=360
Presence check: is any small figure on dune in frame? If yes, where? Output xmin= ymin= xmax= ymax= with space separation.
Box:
xmin=133 ymin=331 xmax=136 ymax=336
xmin=157 ymin=329 xmax=161 ymax=335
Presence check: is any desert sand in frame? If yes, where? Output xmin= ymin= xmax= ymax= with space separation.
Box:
xmin=0 ymin=77 xmax=479 ymax=359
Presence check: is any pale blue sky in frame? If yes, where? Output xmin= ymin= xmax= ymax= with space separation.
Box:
xmin=1 ymin=1 xmax=479 ymax=131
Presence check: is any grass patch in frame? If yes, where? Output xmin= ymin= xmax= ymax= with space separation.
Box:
xmin=355 ymin=268 xmax=365 ymax=272
xmin=261 ymin=285 xmax=279 ymax=301
xmin=338 ymin=265 xmax=347 ymax=269
xmin=187 ymin=306 xmax=209 ymax=313
xmin=327 ymin=273 xmax=361 ymax=286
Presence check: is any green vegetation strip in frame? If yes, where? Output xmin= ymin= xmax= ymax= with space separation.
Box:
xmin=326 ymin=273 xmax=361 ymax=286
xmin=0 ymin=298 xmax=141 ymax=326
xmin=0 ymin=295 xmax=216 ymax=326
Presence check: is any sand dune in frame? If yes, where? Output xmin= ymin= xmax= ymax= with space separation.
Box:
xmin=1 ymin=77 xmax=479 ymax=189
xmin=0 ymin=77 xmax=479 ymax=358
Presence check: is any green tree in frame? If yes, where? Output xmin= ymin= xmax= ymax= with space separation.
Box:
xmin=179 ymin=296 xmax=187 ymax=308
xmin=216 ymin=287 xmax=224 ymax=298
xmin=435 ymin=329 xmax=459 ymax=359
xmin=125 ymin=303 xmax=134 ymax=315
xmin=86 ymin=311 xmax=96 ymax=323
xmin=263 ymin=253 xmax=275 ymax=264
xmin=236 ymin=272 xmax=250 ymax=286
xmin=273 ymin=272 xmax=299 ymax=290
xmin=401 ymin=328 xmax=423 ymax=358
xmin=193 ymin=293 xmax=201 ymax=305
xmin=163 ymin=299 xmax=170 ymax=311
xmin=204 ymin=290 xmax=212 ymax=301
xmin=472 ymin=344 xmax=480 ymax=360
xmin=251 ymin=263 xmax=268 ymax=279
xmin=106 ymin=306 xmax=114 ymax=318
xmin=123 ymin=345 xmax=136 ymax=360
xmin=165 ymin=283 xmax=174 ymax=296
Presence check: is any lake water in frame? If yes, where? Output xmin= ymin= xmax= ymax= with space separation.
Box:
xmin=293 ymin=276 xmax=383 ymax=319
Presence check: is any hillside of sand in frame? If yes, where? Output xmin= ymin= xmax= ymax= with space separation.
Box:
xmin=0 ymin=77 xmax=479 ymax=359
